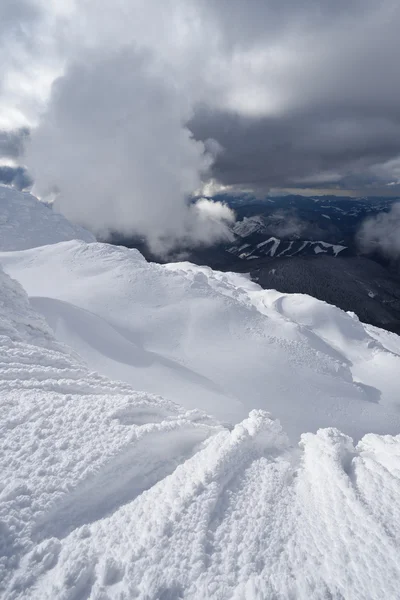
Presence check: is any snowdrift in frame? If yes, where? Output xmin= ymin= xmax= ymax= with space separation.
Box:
xmin=2 ymin=239 xmax=400 ymax=441
xmin=0 ymin=185 xmax=95 ymax=251
xmin=1 ymin=266 xmax=400 ymax=599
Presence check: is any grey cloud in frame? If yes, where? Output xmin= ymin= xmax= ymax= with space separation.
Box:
xmin=0 ymin=0 xmax=39 ymax=39
xmin=190 ymin=110 xmax=400 ymax=193
xmin=0 ymin=128 xmax=29 ymax=159
xmin=189 ymin=0 xmax=400 ymax=192
xmin=0 ymin=165 xmax=32 ymax=189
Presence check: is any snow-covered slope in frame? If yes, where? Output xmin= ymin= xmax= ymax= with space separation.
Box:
xmin=0 ymin=186 xmax=95 ymax=250
xmin=2 ymin=240 xmax=400 ymax=442
xmin=1 ymin=265 xmax=400 ymax=599
xmin=228 ymin=237 xmax=347 ymax=259
xmin=233 ymin=215 xmax=265 ymax=237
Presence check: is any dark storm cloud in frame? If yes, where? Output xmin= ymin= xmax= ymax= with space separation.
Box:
xmin=187 ymin=0 xmax=400 ymax=193
xmin=0 ymin=166 xmax=32 ymax=190
xmin=190 ymin=110 xmax=400 ymax=193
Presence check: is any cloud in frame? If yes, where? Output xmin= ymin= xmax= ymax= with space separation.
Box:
xmin=25 ymin=49 xmax=234 ymax=254
xmin=0 ymin=165 xmax=32 ymax=189
xmin=2 ymin=0 xmax=400 ymax=246
xmin=266 ymin=211 xmax=307 ymax=239
xmin=357 ymin=203 xmax=400 ymax=260
xmin=0 ymin=128 xmax=29 ymax=159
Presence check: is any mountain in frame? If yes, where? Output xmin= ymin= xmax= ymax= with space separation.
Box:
xmin=1 ymin=188 xmax=400 ymax=598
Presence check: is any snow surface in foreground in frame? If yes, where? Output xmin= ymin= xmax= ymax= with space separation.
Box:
xmin=1 ymin=266 xmax=400 ymax=599
xmin=0 ymin=185 xmax=95 ymax=251
xmin=2 ymin=240 xmax=400 ymax=442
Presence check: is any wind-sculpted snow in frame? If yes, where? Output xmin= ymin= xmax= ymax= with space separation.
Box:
xmin=0 ymin=186 xmax=95 ymax=251
xmin=2 ymin=240 xmax=400 ymax=441
xmin=1 ymin=260 xmax=400 ymax=598
xmin=0 ymin=268 xmax=221 ymax=595
xmin=32 ymin=425 xmax=400 ymax=600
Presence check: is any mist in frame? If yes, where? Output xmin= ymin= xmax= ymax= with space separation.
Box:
xmin=357 ymin=203 xmax=400 ymax=260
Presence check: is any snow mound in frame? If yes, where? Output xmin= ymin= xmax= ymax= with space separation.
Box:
xmin=1 ymin=240 xmax=400 ymax=442
xmin=0 ymin=186 xmax=95 ymax=251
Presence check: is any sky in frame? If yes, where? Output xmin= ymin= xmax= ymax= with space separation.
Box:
xmin=1 ymin=0 xmax=400 ymax=249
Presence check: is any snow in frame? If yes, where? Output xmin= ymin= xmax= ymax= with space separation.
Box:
xmin=256 ymin=236 xmax=280 ymax=256
xmin=1 ymin=270 xmax=400 ymax=598
xmin=2 ymin=240 xmax=400 ymax=442
xmin=0 ymin=266 xmax=221 ymax=596
xmin=0 ymin=186 xmax=95 ymax=251
xmin=316 ymin=240 xmax=347 ymax=256
xmin=278 ymin=240 xmax=293 ymax=256
xmin=233 ymin=215 xmax=264 ymax=237
xmin=1 ymin=191 xmax=400 ymax=599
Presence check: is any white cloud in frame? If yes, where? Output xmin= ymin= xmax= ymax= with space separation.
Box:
xmin=25 ymin=49 xmax=235 ymax=254
xmin=357 ymin=203 xmax=400 ymax=260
